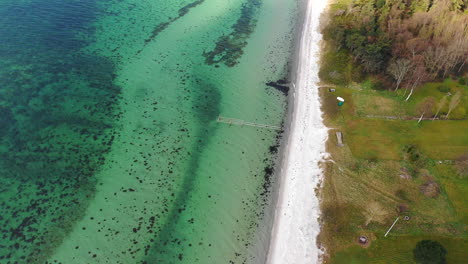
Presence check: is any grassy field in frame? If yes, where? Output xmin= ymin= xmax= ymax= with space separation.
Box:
xmin=318 ymin=80 xmax=468 ymax=263
xmin=333 ymin=236 xmax=466 ymax=264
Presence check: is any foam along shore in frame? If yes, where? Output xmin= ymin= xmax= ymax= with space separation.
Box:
xmin=266 ymin=0 xmax=329 ymax=263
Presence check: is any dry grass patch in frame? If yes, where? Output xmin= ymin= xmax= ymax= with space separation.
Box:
xmin=353 ymin=92 xmax=402 ymax=117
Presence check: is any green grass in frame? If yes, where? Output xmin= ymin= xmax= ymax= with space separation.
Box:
xmin=353 ymin=90 xmax=404 ymax=117
xmin=398 ymin=79 xmax=468 ymax=118
xmin=345 ymin=119 xmax=468 ymax=160
xmin=434 ymin=164 xmax=468 ymax=223
xmin=321 ymin=84 xmax=468 ymax=160
xmin=331 ymin=78 xmax=468 ymax=119
xmin=333 ymin=236 xmax=466 ymax=264
xmin=319 ymin=78 xmax=467 ymax=263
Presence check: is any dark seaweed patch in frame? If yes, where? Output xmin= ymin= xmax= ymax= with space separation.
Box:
xmin=266 ymin=79 xmax=289 ymax=96
xmin=143 ymin=22 xmax=171 ymax=44
xmin=178 ymin=0 xmax=204 ymax=17
xmin=203 ymin=0 xmax=262 ymax=67
xmin=260 ymin=128 xmax=283 ymax=198
xmin=138 ymin=0 xmax=205 ymax=53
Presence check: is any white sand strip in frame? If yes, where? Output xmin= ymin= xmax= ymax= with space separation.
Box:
xmin=266 ymin=0 xmax=329 ymax=263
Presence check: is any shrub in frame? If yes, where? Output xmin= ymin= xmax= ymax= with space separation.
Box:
xmin=419 ymin=181 xmax=440 ymax=198
xmin=413 ymin=240 xmax=447 ymax=264
xmin=437 ymin=85 xmax=451 ymax=93
xmin=402 ymin=145 xmax=429 ymax=174
xmin=375 ymin=0 xmax=386 ymax=9
xmin=362 ymin=78 xmax=385 ymax=91
xmin=416 ymin=97 xmax=436 ymax=116
xmin=450 ymin=106 xmax=466 ymax=119
xmin=370 ymin=80 xmax=385 ymax=90
xmin=458 ymin=77 xmax=466 ymax=85
xmin=319 ymin=49 xmax=357 ymax=85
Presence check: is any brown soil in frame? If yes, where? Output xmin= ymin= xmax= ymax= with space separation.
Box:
xmin=419 ymin=181 xmax=440 ymax=198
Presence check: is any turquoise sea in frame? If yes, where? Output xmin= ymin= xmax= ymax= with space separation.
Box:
xmin=0 ymin=0 xmax=299 ymax=263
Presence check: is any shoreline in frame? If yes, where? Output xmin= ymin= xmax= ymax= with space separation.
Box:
xmin=266 ymin=0 xmax=329 ymax=263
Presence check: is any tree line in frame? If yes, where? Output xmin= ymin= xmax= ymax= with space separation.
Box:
xmin=322 ymin=0 xmax=467 ymax=100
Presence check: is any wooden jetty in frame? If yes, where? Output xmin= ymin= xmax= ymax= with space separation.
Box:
xmin=216 ymin=115 xmax=281 ymax=130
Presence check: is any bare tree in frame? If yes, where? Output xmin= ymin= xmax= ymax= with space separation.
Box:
xmin=386 ymin=5 xmax=404 ymax=37
xmin=406 ymin=37 xmax=429 ymax=58
xmin=388 ymin=58 xmax=411 ymax=91
xmin=423 ymin=45 xmax=448 ymax=79
xmin=446 ymin=91 xmax=462 ymax=119
xmin=433 ymin=96 xmax=448 ymax=120
xmin=405 ymin=61 xmax=428 ymax=101
xmin=447 ymin=33 xmax=468 ymax=75
xmin=364 ymin=201 xmax=387 ymax=226
xmin=438 ymin=32 xmax=468 ymax=77
xmin=458 ymin=56 xmax=467 ymax=73
xmin=405 ymin=77 xmax=419 ymax=101
xmin=419 ymin=12 xmax=468 ymax=78
xmin=416 ymin=97 xmax=436 ymax=123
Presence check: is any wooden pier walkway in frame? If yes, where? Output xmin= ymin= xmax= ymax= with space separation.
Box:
xmin=216 ymin=115 xmax=281 ymax=130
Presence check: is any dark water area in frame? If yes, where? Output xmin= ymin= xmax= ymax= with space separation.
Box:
xmin=0 ymin=0 xmax=120 ymax=262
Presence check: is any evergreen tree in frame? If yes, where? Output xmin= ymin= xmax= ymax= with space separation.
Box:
xmin=413 ymin=240 xmax=447 ymax=264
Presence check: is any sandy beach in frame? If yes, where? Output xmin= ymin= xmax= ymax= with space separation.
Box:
xmin=266 ymin=0 xmax=329 ymax=263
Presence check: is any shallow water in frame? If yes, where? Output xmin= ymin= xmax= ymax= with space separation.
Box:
xmin=0 ymin=0 xmax=298 ymax=263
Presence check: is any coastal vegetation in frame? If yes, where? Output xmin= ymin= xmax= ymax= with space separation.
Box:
xmin=318 ymin=0 xmax=467 ymax=263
